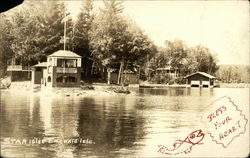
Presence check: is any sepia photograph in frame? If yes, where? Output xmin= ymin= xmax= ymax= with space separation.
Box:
xmin=0 ymin=0 xmax=249 ymax=157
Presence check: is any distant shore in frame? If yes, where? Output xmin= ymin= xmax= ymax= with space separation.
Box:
xmin=217 ymin=83 xmax=250 ymax=88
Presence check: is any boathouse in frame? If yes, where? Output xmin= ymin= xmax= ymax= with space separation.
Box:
xmin=184 ymin=72 xmax=216 ymax=87
xmin=31 ymin=62 xmax=47 ymax=84
xmin=6 ymin=58 xmax=32 ymax=81
xmin=32 ymin=50 xmax=82 ymax=87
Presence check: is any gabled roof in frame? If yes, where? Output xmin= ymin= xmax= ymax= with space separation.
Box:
xmin=32 ymin=62 xmax=47 ymax=67
xmin=48 ymin=50 xmax=81 ymax=58
xmin=184 ymin=72 xmax=216 ymax=79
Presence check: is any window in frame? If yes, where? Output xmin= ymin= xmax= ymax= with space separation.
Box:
xmin=57 ymin=59 xmax=66 ymax=67
xmin=56 ymin=76 xmax=77 ymax=83
xmin=47 ymin=76 xmax=51 ymax=82
xmin=57 ymin=59 xmax=77 ymax=68
xmin=66 ymin=60 xmax=77 ymax=68
xmin=66 ymin=76 xmax=77 ymax=82
xmin=56 ymin=76 xmax=63 ymax=82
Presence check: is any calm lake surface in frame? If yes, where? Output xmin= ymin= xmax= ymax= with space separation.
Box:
xmin=1 ymin=87 xmax=249 ymax=157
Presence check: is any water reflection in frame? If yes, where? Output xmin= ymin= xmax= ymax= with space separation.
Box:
xmin=74 ymin=96 xmax=146 ymax=157
xmin=39 ymin=95 xmax=53 ymax=136
xmin=1 ymin=88 xmax=248 ymax=157
xmin=1 ymin=92 xmax=147 ymax=157
xmin=139 ymin=87 xmax=216 ymax=97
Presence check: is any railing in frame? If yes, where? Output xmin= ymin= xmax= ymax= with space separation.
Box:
xmin=7 ymin=65 xmax=30 ymax=71
xmin=56 ymin=67 xmax=77 ymax=73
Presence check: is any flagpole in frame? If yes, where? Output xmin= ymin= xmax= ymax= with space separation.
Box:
xmin=63 ymin=7 xmax=66 ymax=50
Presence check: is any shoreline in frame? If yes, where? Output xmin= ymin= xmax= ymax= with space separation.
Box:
xmin=2 ymin=81 xmax=134 ymax=96
xmin=1 ymin=81 xmax=249 ymax=95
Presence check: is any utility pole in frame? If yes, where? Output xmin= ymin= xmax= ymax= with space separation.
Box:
xmin=63 ymin=8 xmax=67 ymax=50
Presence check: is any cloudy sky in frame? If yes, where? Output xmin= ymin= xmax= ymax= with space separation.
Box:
xmin=68 ymin=0 xmax=249 ymax=65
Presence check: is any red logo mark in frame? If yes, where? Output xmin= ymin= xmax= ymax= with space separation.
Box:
xmin=158 ymin=129 xmax=205 ymax=155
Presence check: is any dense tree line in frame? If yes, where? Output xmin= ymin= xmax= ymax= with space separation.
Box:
xmin=88 ymin=0 xmax=156 ymax=83
xmin=2 ymin=0 xmax=246 ymax=84
xmin=0 ymin=13 xmax=14 ymax=77
xmin=0 ymin=1 xmax=65 ymax=76
xmin=216 ymin=65 xmax=250 ymax=83
xmin=0 ymin=0 xmax=156 ymax=84
xmin=148 ymin=39 xmax=219 ymax=83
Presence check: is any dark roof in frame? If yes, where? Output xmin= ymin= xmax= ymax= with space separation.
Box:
xmin=32 ymin=62 xmax=47 ymax=67
xmin=48 ymin=50 xmax=81 ymax=58
xmin=184 ymin=72 xmax=216 ymax=79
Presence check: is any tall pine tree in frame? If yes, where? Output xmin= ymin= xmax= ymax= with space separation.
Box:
xmin=73 ymin=0 xmax=95 ymax=78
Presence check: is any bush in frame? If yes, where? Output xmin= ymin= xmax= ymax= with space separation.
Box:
xmin=139 ymin=70 xmax=147 ymax=81
xmin=150 ymin=73 xmax=173 ymax=84
xmin=168 ymin=79 xmax=175 ymax=85
xmin=174 ymin=77 xmax=186 ymax=84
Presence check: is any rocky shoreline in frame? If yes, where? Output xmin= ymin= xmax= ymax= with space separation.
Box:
xmin=50 ymin=85 xmax=132 ymax=97
xmin=0 ymin=79 xmax=133 ymax=96
xmin=0 ymin=77 xmax=11 ymax=89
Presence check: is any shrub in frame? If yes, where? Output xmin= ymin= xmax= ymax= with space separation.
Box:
xmin=174 ymin=77 xmax=186 ymax=84
xmin=150 ymin=73 xmax=173 ymax=84
xmin=168 ymin=79 xmax=175 ymax=85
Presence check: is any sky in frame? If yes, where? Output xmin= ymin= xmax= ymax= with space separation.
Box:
xmin=67 ymin=0 xmax=249 ymax=65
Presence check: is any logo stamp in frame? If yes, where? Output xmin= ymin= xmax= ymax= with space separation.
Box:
xmin=201 ymin=96 xmax=248 ymax=148
xmin=158 ymin=129 xmax=205 ymax=155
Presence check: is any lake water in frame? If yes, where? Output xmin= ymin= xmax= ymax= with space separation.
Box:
xmin=1 ymin=87 xmax=249 ymax=157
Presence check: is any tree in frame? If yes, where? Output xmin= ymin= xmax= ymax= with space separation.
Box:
xmin=216 ymin=65 xmax=250 ymax=83
xmin=89 ymin=0 xmax=125 ymax=83
xmin=148 ymin=47 xmax=169 ymax=71
xmin=73 ymin=0 xmax=95 ymax=78
xmin=148 ymin=40 xmax=219 ymax=83
xmin=90 ymin=0 xmax=156 ymax=84
xmin=2 ymin=1 xmax=66 ymax=67
xmin=0 ymin=1 xmax=45 ymax=77
xmin=149 ymin=40 xmax=188 ymax=77
xmin=35 ymin=1 xmax=65 ymax=60
xmin=184 ymin=49 xmax=199 ymax=75
xmin=9 ymin=2 xmax=42 ymax=66
xmin=191 ymin=45 xmax=219 ymax=74
xmin=0 ymin=14 xmax=14 ymax=77
xmin=164 ymin=40 xmax=188 ymax=67
xmin=113 ymin=20 xmax=156 ymax=84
